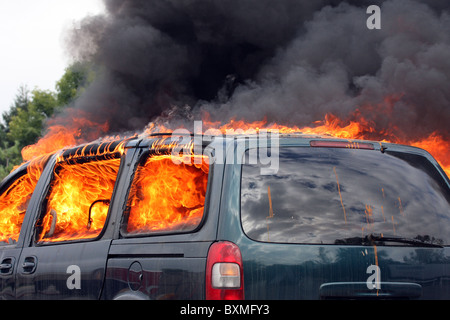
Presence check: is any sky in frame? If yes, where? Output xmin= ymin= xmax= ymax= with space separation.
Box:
xmin=0 ymin=0 xmax=105 ymax=116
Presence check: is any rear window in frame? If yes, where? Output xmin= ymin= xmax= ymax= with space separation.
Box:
xmin=121 ymin=153 xmax=209 ymax=236
xmin=241 ymin=147 xmax=450 ymax=245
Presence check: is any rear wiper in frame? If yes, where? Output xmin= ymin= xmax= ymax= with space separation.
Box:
xmin=335 ymin=233 xmax=444 ymax=248
xmin=368 ymin=234 xmax=444 ymax=248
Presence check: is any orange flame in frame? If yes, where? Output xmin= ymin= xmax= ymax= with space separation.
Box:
xmin=196 ymin=111 xmax=450 ymax=178
xmin=0 ymin=154 xmax=50 ymax=243
xmin=3 ymin=93 xmax=448 ymax=244
xmin=299 ymin=113 xmax=450 ymax=177
xmin=21 ymin=108 xmax=110 ymax=162
xmin=125 ymin=153 xmax=209 ymax=234
xmin=37 ymin=155 xmax=121 ymax=243
xmin=34 ymin=140 xmax=128 ymax=243
xmin=409 ymin=132 xmax=450 ymax=176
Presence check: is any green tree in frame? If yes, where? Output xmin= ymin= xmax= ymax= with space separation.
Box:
xmin=0 ymin=61 xmax=94 ymax=180
xmin=0 ymin=86 xmax=31 ymax=179
xmin=7 ymin=89 xmax=57 ymax=149
xmin=56 ymin=61 xmax=95 ymax=106
xmin=1 ymin=85 xmax=30 ymax=144
xmin=0 ymin=141 xmax=22 ymax=178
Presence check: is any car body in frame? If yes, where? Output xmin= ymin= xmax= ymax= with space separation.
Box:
xmin=0 ymin=133 xmax=449 ymax=299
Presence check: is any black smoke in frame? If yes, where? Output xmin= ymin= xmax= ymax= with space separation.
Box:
xmin=64 ymin=0 xmax=450 ymax=141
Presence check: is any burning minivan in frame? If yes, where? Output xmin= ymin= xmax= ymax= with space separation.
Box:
xmin=0 ymin=133 xmax=449 ymax=300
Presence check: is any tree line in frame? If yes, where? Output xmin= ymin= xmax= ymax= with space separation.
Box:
xmin=0 ymin=62 xmax=93 ymax=180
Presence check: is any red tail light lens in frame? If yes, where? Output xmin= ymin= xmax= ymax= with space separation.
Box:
xmin=206 ymin=241 xmax=244 ymax=300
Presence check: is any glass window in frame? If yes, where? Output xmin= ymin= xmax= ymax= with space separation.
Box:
xmin=0 ymin=155 xmax=49 ymax=245
xmin=35 ymin=157 xmax=121 ymax=244
xmin=0 ymin=175 xmax=33 ymax=244
xmin=121 ymin=153 xmax=209 ymax=236
xmin=241 ymin=147 xmax=450 ymax=245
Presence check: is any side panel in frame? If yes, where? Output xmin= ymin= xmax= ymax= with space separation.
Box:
xmin=0 ymin=247 xmax=22 ymax=299
xmin=14 ymin=148 xmax=137 ymax=300
xmin=103 ymin=241 xmax=211 ymax=300
xmin=16 ymin=241 xmax=111 ymax=299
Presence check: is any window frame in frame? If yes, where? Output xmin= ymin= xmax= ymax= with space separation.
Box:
xmin=119 ymin=147 xmax=213 ymax=239
xmin=32 ymin=153 xmax=125 ymax=246
xmin=0 ymin=167 xmax=29 ymax=246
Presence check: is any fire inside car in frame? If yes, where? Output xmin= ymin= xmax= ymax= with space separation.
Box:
xmin=31 ymin=138 xmax=209 ymax=243
xmin=35 ymin=156 xmax=121 ymax=244
xmin=122 ymin=151 xmax=209 ymax=236
xmin=0 ymin=155 xmax=50 ymax=244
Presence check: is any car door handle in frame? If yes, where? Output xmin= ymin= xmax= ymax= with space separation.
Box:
xmin=0 ymin=257 xmax=15 ymax=275
xmin=22 ymin=256 xmax=37 ymax=274
xmin=22 ymin=262 xmax=35 ymax=268
xmin=319 ymin=282 xmax=422 ymax=299
xmin=0 ymin=263 xmax=12 ymax=270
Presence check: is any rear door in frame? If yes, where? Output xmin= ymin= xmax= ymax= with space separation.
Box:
xmin=102 ymin=140 xmax=221 ymax=300
xmin=15 ymin=149 xmax=126 ymax=299
xmin=225 ymin=139 xmax=450 ymax=299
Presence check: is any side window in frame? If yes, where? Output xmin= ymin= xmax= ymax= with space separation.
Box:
xmin=241 ymin=147 xmax=450 ymax=245
xmin=0 ymin=175 xmax=33 ymax=244
xmin=0 ymin=155 xmax=49 ymax=245
xmin=35 ymin=157 xmax=121 ymax=244
xmin=121 ymin=153 xmax=209 ymax=236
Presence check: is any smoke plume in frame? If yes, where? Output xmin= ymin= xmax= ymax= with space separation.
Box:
xmin=62 ymin=0 xmax=450 ymax=142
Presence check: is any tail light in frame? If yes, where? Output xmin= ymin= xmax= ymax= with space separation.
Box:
xmin=206 ymin=241 xmax=244 ymax=300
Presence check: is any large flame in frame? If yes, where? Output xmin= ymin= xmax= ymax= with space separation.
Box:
xmin=195 ymin=111 xmax=450 ymax=178
xmin=0 ymin=154 xmax=50 ymax=243
xmin=36 ymin=142 xmax=126 ymax=243
xmin=292 ymin=113 xmax=450 ymax=177
xmin=409 ymin=133 xmax=450 ymax=176
xmin=36 ymin=157 xmax=121 ymax=243
xmin=19 ymin=101 xmax=450 ymax=180
xmin=21 ymin=108 xmax=110 ymax=162
xmin=2 ymin=97 xmax=448 ymax=244
xmin=125 ymin=153 xmax=209 ymax=235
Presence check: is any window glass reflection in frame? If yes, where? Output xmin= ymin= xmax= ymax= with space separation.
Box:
xmin=241 ymin=147 xmax=450 ymax=245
